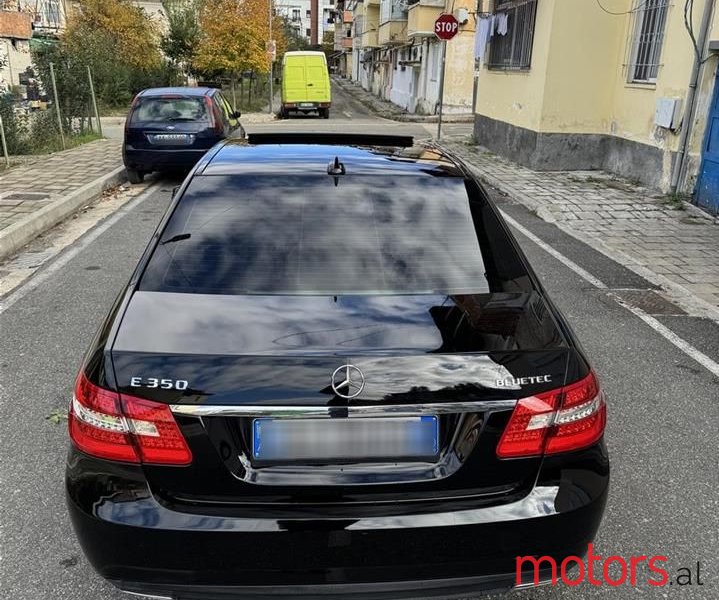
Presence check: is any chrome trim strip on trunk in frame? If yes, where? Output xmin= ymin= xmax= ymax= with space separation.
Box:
xmin=169 ymin=400 xmax=517 ymax=418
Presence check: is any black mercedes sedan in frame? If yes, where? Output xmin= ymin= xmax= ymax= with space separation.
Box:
xmin=66 ymin=133 xmax=609 ymax=599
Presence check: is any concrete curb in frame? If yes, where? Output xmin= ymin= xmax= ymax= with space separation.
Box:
xmin=0 ymin=165 xmax=126 ymax=262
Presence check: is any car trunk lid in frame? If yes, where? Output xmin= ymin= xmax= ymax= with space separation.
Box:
xmin=111 ymin=290 xmax=570 ymax=509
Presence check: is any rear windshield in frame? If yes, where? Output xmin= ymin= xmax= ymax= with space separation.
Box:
xmin=139 ymin=175 xmax=491 ymax=295
xmin=130 ymin=96 xmax=208 ymax=123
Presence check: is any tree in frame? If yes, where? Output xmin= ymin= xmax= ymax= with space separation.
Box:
xmin=68 ymin=0 xmax=163 ymax=72
xmin=281 ymin=18 xmax=309 ymax=52
xmin=321 ymin=30 xmax=334 ymax=57
xmin=34 ymin=0 xmax=177 ymax=110
xmin=194 ymin=0 xmax=286 ymax=78
xmin=161 ymin=0 xmax=202 ymax=77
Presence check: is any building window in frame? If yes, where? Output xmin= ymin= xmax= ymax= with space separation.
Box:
xmin=306 ymin=9 xmax=311 ymax=18
xmin=487 ymin=0 xmax=538 ymax=71
xmin=306 ymin=28 xmax=312 ymax=37
xmin=628 ymin=0 xmax=669 ymax=82
xmin=39 ymin=0 xmax=62 ymax=29
xmin=292 ymin=8 xmax=300 ymax=20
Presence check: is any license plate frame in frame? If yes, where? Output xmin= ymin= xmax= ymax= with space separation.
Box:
xmin=252 ymin=416 xmax=439 ymax=463
xmin=148 ymin=133 xmax=192 ymax=145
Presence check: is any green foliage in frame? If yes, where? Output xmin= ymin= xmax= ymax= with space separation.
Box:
xmin=0 ymin=94 xmax=30 ymax=154
xmin=282 ymin=19 xmax=309 ymax=51
xmin=322 ymin=30 xmax=334 ymax=57
xmin=161 ymin=0 xmax=203 ymax=75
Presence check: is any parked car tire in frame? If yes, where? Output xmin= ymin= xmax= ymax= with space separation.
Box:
xmin=126 ymin=168 xmax=144 ymax=184
xmin=322 ymin=109 xmax=330 ymax=119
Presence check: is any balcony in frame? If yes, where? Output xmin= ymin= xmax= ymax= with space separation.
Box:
xmin=361 ymin=5 xmax=379 ymax=47
xmin=378 ymin=19 xmax=406 ymax=46
xmin=407 ymin=0 xmax=445 ymax=38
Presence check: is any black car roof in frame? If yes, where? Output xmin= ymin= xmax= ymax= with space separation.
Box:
xmin=200 ymin=137 xmax=465 ymax=178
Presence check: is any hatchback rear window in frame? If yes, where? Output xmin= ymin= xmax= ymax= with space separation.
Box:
xmin=139 ymin=175 xmax=491 ymax=295
xmin=130 ymin=96 xmax=208 ymax=123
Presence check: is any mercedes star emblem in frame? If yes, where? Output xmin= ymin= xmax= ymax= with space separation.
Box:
xmin=331 ymin=364 xmax=365 ymax=399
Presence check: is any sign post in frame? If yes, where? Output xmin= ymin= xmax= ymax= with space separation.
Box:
xmin=267 ymin=39 xmax=277 ymax=115
xmin=434 ymin=13 xmax=459 ymax=140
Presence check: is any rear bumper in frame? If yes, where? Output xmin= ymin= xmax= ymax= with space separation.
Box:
xmin=283 ymin=102 xmax=331 ymax=111
xmin=123 ymin=146 xmax=210 ymax=171
xmin=67 ymin=443 xmax=609 ymax=598
xmin=114 ymin=573 xmax=555 ymax=599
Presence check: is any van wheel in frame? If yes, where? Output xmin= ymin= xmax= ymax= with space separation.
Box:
xmin=126 ymin=168 xmax=144 ymax=184
xmin=321 ymin=109 xmax=330 ymax=119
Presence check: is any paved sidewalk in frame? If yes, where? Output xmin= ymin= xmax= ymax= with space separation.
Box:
xmin=444 ymin=139 xmax=719 ymax=314
xmin=0 ymin=139 xmax=124 ymax=260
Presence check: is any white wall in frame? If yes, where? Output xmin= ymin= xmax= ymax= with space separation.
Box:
xmin=0 ymin=38 xmax=32 ymax=91
xmin=389 ymin=47 xmax=412 ymax=109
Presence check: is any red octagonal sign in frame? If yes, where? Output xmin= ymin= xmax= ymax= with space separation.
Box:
xmin=434 ymin=13 xmax=459 ymax=41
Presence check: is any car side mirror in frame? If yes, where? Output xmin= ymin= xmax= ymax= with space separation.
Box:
xmin=232 ymin=111 xmax=242 ymax=119
xmin=172 ymin=186 xmax=180 ymax=199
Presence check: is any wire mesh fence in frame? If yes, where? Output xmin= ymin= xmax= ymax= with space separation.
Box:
xmin=0 ymin=60 xmax=102 ymax=165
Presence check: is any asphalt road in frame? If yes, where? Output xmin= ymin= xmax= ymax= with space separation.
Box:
xmin=101 ymin=80 xmax=472 ymax=140
xmin=1 ymin=112 xmax=718 ymax=600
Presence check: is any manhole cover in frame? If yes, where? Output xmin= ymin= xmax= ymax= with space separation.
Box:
xmin=6 ymin=248 xmax=55 ymax=269
xmin=2 ymin=192 xmax=50 ymax=202
xmin=613 ymin=289 xmax=686 ymax=316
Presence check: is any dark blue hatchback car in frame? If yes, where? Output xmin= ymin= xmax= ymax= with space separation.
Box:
xmin=123 ymin=87 xmax=245 ymax=183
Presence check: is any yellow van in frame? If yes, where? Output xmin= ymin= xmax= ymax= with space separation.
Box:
xmin=280 ymin=51 xmax=331 ymax=119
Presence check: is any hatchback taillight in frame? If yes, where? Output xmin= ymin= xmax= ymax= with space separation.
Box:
xmin=205 ymin=96 xmax=223 ymax=135
xmin=496 ymin=371 xmax=606 ymax=458
xmin=69 ymin=373 xmax=192 ymax=465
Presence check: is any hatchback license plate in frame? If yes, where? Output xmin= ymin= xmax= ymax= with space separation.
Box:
xmin=148 ymin=133 xmax=191 ymax=145
xmin=299 ymin=103 xmax=315 ymax=108
xmin=252 ymin=416 xmax=439 ymax=461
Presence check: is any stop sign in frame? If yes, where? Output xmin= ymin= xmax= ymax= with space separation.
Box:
xmin=434 ymin=13 xmax=459 ymax=41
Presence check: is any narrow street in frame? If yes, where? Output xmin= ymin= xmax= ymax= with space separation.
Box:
xmin=0 ymin=88 xmax=718 ymax=600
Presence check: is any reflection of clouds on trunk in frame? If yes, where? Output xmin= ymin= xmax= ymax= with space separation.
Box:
xmin=115 ymin=292 xmax=448 ymax=354
xmin=142 ymin=174 xmax=489 ymax=295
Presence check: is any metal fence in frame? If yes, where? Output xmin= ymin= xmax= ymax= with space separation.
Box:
xmin=0 ymin=61 xmax=102 ymax=167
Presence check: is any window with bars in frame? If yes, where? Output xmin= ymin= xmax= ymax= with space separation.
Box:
xmin=628 ymin=0 xmax=669 ymax=82
xmin=487 ymin=0 xmax=538 ymax=71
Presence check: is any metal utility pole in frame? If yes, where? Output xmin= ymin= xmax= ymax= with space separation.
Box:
xmin=268 ymin=0 xmax=274 ymax=115
xmin=0 ymin=114 xmax=10 ymax=169
xmin=49 ymin=62 xmax=65 ymax=150
xmin=436 ymin=40 xmax=447 ymax=140
xmin=87 ymin=66 xmax=102 ymax=137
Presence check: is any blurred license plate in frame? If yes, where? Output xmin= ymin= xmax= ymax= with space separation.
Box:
xmin=148 ymin=133 xmax=191 ymax=145
xmin=299 ymin=103 xmax=315 ymax=107
xmin=252 ymin=417 xmax=438 ymax=461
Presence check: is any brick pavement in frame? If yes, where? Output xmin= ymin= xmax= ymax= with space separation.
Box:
xmin=0 ymin=139 xmax=122 ymax=234
xmin=444 ymin=140 xmax=719 ymax=311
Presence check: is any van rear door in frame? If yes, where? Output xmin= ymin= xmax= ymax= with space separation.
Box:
xmin=305 ymin=57 xmax=331 ymax=103
xmin=283 ymin=57 xmax=308 ymax=103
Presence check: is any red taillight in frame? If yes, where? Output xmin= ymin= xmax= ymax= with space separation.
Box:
xmin=496 ymin=371 xmax=606 ymax=459
xmin=205 ymin=96 xmax=223 ymax=134
xmin=125 ymin=95 xmax=140 ymax=133
xmin=69 ymin=373 xmax=192 ymax=465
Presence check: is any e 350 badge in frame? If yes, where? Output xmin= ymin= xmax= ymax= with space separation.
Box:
xmin=129 ymin=377 xmax=189 ymax=390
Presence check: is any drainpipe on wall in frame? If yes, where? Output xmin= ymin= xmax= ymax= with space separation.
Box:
xmin=670 ymin=0 xmax=716 ymax=195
